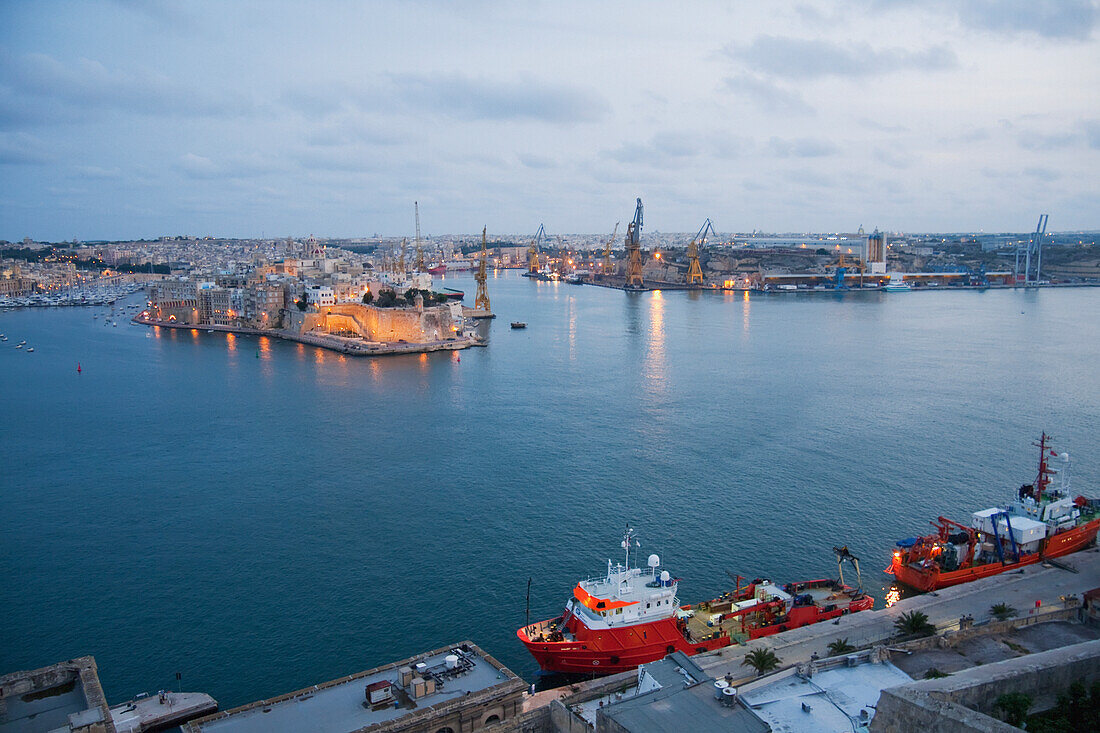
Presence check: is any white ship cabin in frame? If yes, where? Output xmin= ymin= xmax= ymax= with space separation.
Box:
xmin=567 ymin=555 xmax=679 ymax=629
xmin=971 ymin=508 xmax=1049 ymax=555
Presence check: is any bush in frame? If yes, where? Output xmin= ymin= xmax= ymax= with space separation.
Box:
xmin=990 ymin=603 xmax=1017 ymax=621
xmin=362 ymin=291 xmax=374 ymax=304
xmin=994 ymin=692 xmax=1032 ymax=727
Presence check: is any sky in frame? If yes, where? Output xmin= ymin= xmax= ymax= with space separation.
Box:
xmin=1 ymin=0 xmax=1098 ymax=241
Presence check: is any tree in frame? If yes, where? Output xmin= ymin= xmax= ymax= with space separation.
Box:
xmin=362 ymin=290 xmax=374 ymax=304
xmin=990 ymin=603 xmax=1017 ymax=621
xmin=741 ymin=648 xmax=780 ymax=677
xmin=375 ymin=288 xmax=397 ymax=307
xmin=894 ymin=610 xmax=936 ymax=637
xmin=827 ymin=639 xmax=856 ymax=656
xmin=296 ymin=290 xmax=309 ymax=311
xmin=994 ymin=692 xmax=1032 ymax=727
xmin=404 ymin=288 xmax=421 ymax=304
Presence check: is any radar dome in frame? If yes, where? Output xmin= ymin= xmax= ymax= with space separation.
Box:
xmin=647 ymin=554 xmax=660 ymax=568
xmin=660 ymin=570 xmax=671 ymax=582
xmin=1060 ymin=453 xmax=1070 ymax=461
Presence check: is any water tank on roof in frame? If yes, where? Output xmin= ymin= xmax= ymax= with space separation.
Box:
xmin=445 ymin=655 xmax=459 ymax=670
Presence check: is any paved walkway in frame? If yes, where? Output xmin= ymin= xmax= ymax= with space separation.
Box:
xmin=695 ymin=548 xmax=1100 ymax=680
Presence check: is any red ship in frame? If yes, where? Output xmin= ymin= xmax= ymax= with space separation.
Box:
xmin=889 ymin=433 xmax=1099 ymax=592
xmin=427 ymin=264 xmax=447 ymax=276
xmin=517 ymin=529 xmax=873 ymax=675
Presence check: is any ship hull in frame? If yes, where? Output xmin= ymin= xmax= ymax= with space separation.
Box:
xmin=518 ymin=617 xmax=726 ymax=675
xmin=892 ymin=518 xmax=1099 ymax=592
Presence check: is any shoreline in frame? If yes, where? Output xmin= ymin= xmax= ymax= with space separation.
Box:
xmin=131 ymin=316 xmax=485 ymax=356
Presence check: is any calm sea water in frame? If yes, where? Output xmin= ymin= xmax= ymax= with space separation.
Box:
xmin=2 ymin=272 xmax=1098 ymax=708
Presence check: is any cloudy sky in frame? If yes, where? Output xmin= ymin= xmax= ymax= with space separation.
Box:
xmin=1 ymin=0 xmax=1098 ymax=241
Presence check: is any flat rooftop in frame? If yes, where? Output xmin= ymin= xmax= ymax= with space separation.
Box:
xmin=739 ymin=658 xmax=912 ymax=732
xmin=185 ymin=642 xmax=522 ymax=733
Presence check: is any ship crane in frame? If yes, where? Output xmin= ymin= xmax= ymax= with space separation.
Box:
xmin=602 ymin=222 xmax=619 ymax=276
xmin=398 ymin=238 xmax=407 ymax=277
xmin=414 ymin=202 xmax=425 ymax=272
xmin=686 ymin=218 xmax=713 ymax=286
xmin=833 ymin=545 xmax=864 ymax=594
xmin=528 ymin=224 xmax=545 ymax=274
xmin=474 ymin=227 xmax=491 ymax=312
xmin=625 ymin=198 xmax=644 ymax=289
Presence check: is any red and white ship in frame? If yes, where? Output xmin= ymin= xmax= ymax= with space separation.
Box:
xmin=517 ymin=529 xmax=873 ymax=675
xmin=889 ymin=433 xmax=1099 ymax=592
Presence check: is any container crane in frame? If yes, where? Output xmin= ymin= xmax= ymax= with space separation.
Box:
xmin=686 ymin=218 xmax=713 ymax=286
xmin=602 ymin=222 xmax=619 ymax=276
xmin=625 ymin=198 xmax=644 ymax=289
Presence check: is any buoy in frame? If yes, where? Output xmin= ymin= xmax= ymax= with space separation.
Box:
xmin=77 ymin=363 xmax=82 ymax=373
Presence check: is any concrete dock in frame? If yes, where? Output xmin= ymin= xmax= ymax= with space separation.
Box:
xmin=110 ymin=691 xmax=218 ymax=732
xmin=695 ymin=547 xmax=1100 ymax=683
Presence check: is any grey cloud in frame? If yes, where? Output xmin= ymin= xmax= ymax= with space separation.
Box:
xmin=727 ymin=36 xmax=957 ymax=79
xmin=1018 ymin=130 xmax=1079 ymax=151
xmin=0 ymin=49 xmax=249 ymax=119
xmin=768 ymin=137 xmax=839 ymax=158
xmin=601 ymin=132 xmax=702 ymax=166
xmin=724 ymin=75 xmax=814 ymax=115
xmin=873 ymin=147 xmax=914 ymax=169
xmin=957 ymin=0 xmax=1098 ymax=40
xmin=1024 ymin=166 xmax=1061 ymax=181
xmin=74 ymin=165 xmax=123 ymax=179
xmin=0 ymin=132 xmax=52 ymax=165
xmin=391 ymin=73 xmax=609 ymax=124
xmin=1084 ymin=120 xmax=1100 ymax=149
xmin=518 ymin=153 xmax=557 ymax=169
xmin=858 ymin=118 xmax=909 ymax=133
xmin=177 ymin=153 xmax=220 ymax=179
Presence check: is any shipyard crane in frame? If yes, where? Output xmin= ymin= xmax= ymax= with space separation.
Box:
xmin=528 ymin=224 xmax=545 ymax=274
xmin=398 ymin=238 xmax=408 ymax=277
xmin=1016 ymin=214 xmax=1048 ymax=285
xmin=414 ymin=202 xmax=425 ymax=272
xmin=625 ymin=198 xmax=644 ymax=289
xmin=602 ymin=222 xmax=620 ymax=276
xmin=475 ymin=227 xmax=491 ymax=312
xmin=686 ymin=218 xmax=714 ymax=286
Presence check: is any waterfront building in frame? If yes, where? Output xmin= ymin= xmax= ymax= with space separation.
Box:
xmin=182 ymin=642 xmax=524 ymax=733
xmin=197 ymin=284 xmax=234 ymax=326
xmin=867 ymin=230 xmax=887 ymax=275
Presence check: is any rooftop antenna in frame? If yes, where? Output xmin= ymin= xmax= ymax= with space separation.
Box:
xmin=621 ymin=525 xmax=640 ymax=571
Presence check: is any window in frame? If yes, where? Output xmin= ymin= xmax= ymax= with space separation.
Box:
xmin=483 ymin=714 xmax=501 ymax=725
xmin=435 ymin=728 xmax=455 ymax=733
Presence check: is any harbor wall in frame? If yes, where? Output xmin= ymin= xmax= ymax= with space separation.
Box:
xmin=871 ymin=638 xmax=1100 ymax=733
xmin=287 ymin=303 xmax=456 ymax=343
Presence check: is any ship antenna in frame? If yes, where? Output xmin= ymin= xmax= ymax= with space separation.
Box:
xmin=1034 ymin=432 xmax=1054 ymax=500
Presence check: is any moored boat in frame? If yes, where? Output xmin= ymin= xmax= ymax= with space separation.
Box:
xmin=889 ymin=433 xmax=1100 ymax=592
xmin=517 ymin=529 xmax=873 ymax=675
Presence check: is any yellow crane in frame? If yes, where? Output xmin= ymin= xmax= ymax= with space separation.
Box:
xmin=625 ymin=198 xmax=644 ymax=289
xmin=602 ymin=222 xmax=619 ymax=276
xmin=414 ymin=201 xmax=425 ymax=272
xmin=398 ymin=238 xmax=407 ymax=276
xmin=528 ymin=223 xmax=545 ymax=274
xmin=475 ymin=227 xmax=491 ymax=312
xmin=686 ymin=218 xmax=714 ymax=286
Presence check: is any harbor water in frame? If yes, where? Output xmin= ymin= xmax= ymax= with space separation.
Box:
xmin=1 ymin=272 xmax=1098 ymax=708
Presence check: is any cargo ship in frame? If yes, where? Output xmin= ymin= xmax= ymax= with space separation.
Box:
xmin=889 ymin=433 xmax=1100 ymax=592
xmin=517 ymin=529 xmax=873 ymax=674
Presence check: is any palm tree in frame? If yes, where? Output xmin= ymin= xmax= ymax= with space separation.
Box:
xmin=894 ymin=610 xmax=936 ymax=637
xmin=741 ymin=648 xmax=781 ymax=677
xmin=990 ymin=603 xmax=1017 ymax=621
xmin=827 ymin=638 xmax=856 ymax=656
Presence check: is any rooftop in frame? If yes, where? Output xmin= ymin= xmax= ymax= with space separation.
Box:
xmin=184 ymin=642 xmax=523 ymax=733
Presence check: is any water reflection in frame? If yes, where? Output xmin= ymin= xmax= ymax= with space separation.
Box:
xmin=742 ymin=290 xmax=751 ymax=335
xmin=644 ymin=291 xmax=667 ymax=393
xmin=225 ymin=332 xmax=236 ymax=353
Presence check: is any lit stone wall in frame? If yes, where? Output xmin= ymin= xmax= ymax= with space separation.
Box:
xmin=292 ymin=303 xmax=457 ymax=343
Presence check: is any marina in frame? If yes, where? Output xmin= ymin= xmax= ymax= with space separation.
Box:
xmin=1 ymin=273 xmax=1098 ymax=716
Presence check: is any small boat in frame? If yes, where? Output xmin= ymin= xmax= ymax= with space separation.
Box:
xmin=207 ymin=329 xmax=214 ymax=333
xmin=26 ymin=347 xmax=34 ymax=352
xmin=884 ymin=274 xmax=911 ymax=292
xmin=510 ymin=322 xmax=527 ymax=329
xmin=15 ymin=344 xmax=23 ymax=349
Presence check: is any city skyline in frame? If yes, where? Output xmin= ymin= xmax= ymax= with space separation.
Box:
xmin=2 ymin=1 xmax=1099 ymax=240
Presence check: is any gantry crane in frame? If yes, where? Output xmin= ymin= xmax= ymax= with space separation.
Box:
xmin=398 ymin=238 xmax=407 ymax=276
xmin=475 ymin=227 xmax=491 ymax=312
xmin=414 ymin=202 xmax=425 ymax=272
xmin=686 ymin=218 xmax=713 ymax=286
xmin=528 ymin=224 xmax=545 ymax=274
xmin=602 ymin=222 xmax=619 ymax=276
xmin=625 ymin=198 xmax=644 ymax=289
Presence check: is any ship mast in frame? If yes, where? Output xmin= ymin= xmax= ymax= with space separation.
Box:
xmin=621 ymin=525 xmax=639 ymax=571
xmin=1034 ymin=432 xmax=1054 ymax=500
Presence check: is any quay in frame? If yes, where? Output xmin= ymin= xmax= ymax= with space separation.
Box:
xmin=132 ymin=315 xmax=484 ymax=356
